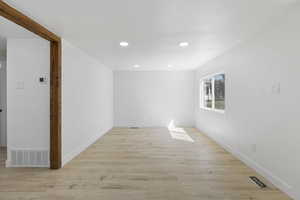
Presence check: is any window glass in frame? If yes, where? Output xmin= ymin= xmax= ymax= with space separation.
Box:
xmin=214 ymin=74 xmax=225 ymax=110
xmin=200 ymin=73 xmax=225 ymax=112
xmin=203 ymin=78 xmax=213 ymax=108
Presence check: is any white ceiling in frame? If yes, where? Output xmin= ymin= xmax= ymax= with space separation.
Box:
xmin=0 ymin=16 xmax=38 ymax=59
xmin=3 ymin=0 xmax=299 ymax=70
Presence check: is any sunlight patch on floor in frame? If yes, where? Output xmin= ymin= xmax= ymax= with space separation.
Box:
xmin=167 ymin=120 xmax=194 ymax=142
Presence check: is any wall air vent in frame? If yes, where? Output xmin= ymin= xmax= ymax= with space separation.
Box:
xmin=249 ymin=176 xmax=267 ymax=188
xmin=9 ymin=149 xmax=49 ymax=167
xmin=129 ymin=127 xmax=140 ymax=129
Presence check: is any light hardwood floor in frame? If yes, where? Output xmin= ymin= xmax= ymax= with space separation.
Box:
xmin=0 ymin=128 xmax=291 ymax=200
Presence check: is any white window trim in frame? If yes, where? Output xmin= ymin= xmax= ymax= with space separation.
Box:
xmin=199 ymin=72 xmax=225 ymax=114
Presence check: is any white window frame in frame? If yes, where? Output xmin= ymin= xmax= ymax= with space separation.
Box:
xmin=199 ymin=72 xmax=225 ymax=113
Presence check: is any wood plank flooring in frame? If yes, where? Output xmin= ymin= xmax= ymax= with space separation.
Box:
xmin=0 ymin=128 xmax=291 ymax=200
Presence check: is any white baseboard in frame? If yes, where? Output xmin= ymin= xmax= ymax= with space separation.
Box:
xmin=62 ymin=127 xmax=112 ymax=167
xmin=197 ymin=128 xmax=299 ymax=200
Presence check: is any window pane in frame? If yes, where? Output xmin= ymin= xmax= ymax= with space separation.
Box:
xmin=203 ymin=78 xmax=213 ymax=108
xmin=214 ymin=74 xmax=225 ymax=110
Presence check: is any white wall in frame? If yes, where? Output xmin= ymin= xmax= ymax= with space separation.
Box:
xmin=114 ymin=71 xmax=195 ymax=127
xmin=4 ymin=38 xmax=114 ymax=167
xmin=194 ymin=7 xmax=300 ymax=200
xmin=62 ymin=40 xmax=113 ymax=166
xmin=0 ymin=60 xmax=7 ymax=147
xmin=7 ymin=38 xmax=50 ymax=153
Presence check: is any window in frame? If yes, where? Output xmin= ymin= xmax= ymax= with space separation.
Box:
xmin=200 ymin=73 xmax=225 ymax=112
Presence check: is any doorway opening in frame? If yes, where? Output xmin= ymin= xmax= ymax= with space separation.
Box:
xmin=0 ymin=48 xmax=6 ymax=167
xmin=0 ymin=1 xmax=61 ymax=169
xmin=0 ymin=17 xmax=51 ymax=168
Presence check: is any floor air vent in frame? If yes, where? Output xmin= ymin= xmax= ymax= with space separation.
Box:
xmin=10 ymin=149 xmax=49 ymax=167
xmin=249 ymin=176 xmax=267 ymax=188
xmin=129 ymin=127 xmax=140 ymax=129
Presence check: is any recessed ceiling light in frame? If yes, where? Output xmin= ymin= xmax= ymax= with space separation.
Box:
xmin=179 ymin=42 xmax=189 ymax=47
xmin=133 ymin=65 xmax=140 ymax=68
xmin=119 ymin=41 xmax=129 ymax=47
xmin=168 ymin=65 xmax=173 ymax=68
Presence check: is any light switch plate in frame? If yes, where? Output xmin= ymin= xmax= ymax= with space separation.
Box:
xmin=16 ymin=81 xmax=24 ymax=90
xmin=272 ymin=82 xmax=280 ymax=94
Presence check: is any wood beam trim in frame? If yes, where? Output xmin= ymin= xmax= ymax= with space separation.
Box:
xmin=50 ymin=40 xmax=62 ymax=169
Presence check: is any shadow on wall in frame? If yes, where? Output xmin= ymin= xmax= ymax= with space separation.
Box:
xmin=167 ymin=120 xmax=194 ymax=143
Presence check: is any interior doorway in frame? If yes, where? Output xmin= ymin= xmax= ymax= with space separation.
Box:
xmin=0 ymin=52 xmax=7 ymax=168
xmin=0 ymin=1 xmax=62 ymax=169
xmin=0 ymin=16 xmax=51 ymax=168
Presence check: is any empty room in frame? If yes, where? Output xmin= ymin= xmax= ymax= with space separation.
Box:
xmin=0 ymin=0 xmax=299 ymax=200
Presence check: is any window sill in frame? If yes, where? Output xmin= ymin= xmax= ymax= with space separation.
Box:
xmin=200 ymin=107 xmax=225 ymax=114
